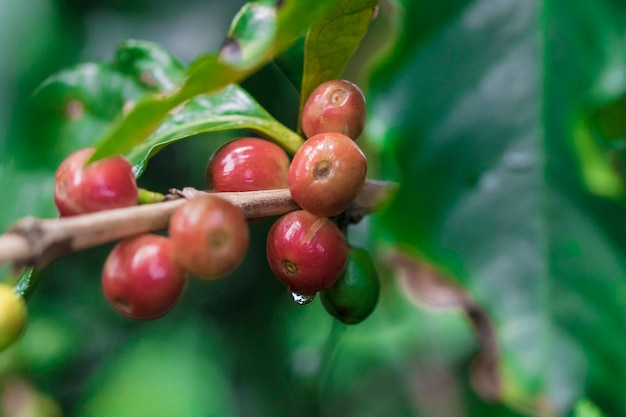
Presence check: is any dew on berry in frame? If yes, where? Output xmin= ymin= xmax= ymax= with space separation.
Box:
xmin=291 ymin=292 xmax=315 ymax=305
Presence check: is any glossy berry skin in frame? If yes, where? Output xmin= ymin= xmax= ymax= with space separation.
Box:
xmin=206 ymin=137 xmax=290 ymax=192
xmin=288 ymin=132 xmax=367 ymax=217
xmin=301 ymin=79 xmax=366 ymax=139
xmin=0 ymin=284 xmax=27 ymax=351
xmin=102 ymin=234 xmax=186 ymax=320
xmin=266 ymin=210 xmax=348 ymax=296
xmin=169 ymin=195 xmax=249 ymax=280
xmin=54 ymin=148 xmax=137 ymax=217
xmin=321 ymin=246 xmax=380 ymax=324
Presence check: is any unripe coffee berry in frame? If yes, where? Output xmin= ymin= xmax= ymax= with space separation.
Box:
xmin=54 ymin=148 xmax=137 ymax=217
xmin=206 ymin=137 xmax=290 ymax=192
xmin=102 ymin=234 xmax=186 ymax=320
xmin=288 ymin=132 xmax=367 ymax=217
xmin=321 ymin=246 xmax=380 ymax=324
xmin=169 ymin=195 xmax=250 ymax=279
xmin=301 ymin=79 xmax=366 ymax=139
xmin=0 ymin=284 xmax=27 ymax=351
xmin=266 ymin=210 xmax=348 ymax=297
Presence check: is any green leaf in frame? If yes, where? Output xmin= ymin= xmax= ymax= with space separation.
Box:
xmin=127 ymin=84 xmax=303 ymax=177
xmin=298 ymin=0 xmax=378 ymax=128
xmin=19 ymin=40 xmax=184 ymax=170
xmin=0 ymin=165 xmax=56 ymax=230
xmin=574 ymin=399 xmax=606 ymax=417
xmin=274 ymin=35 xmax=306 ymax=90
xmin=78 ymin=320 xmax=236 ymax=417
xmin=90 ymin=0 xmax=339 ymax=163
xmin=368 ymin=0 xmax=626 ymax=415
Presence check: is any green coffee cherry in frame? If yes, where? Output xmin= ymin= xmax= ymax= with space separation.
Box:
xmin=321 ymin=247 xmax=380 ymax=324
xmin=0 ymin=283 xmax=27 ymax=351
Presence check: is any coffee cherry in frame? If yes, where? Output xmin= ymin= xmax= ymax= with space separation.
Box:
xmin=206 ymin=137 xmax=290 ymax=192
xmin=266 ymin=210 xmax=348 ymax=297
xmin=169 ymin=195 xmax=249 ymax=279
xmin=0 ymin=284 xmax=27 ymax=351
xmin=54 ymin=148 xmax=137 ymax=217
xmin=102 ymin=234 xmax=187 ymax=320
xmin=288 ymin=132 xmax=367 ymax=217
xmin=301 ymin=79 xmax=366 ymax=139
xmin=321 ymin=247 xmax=380 ymax=324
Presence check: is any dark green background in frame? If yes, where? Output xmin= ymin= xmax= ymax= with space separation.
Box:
xmin=0 ymin=0 xmax=624 ymax=416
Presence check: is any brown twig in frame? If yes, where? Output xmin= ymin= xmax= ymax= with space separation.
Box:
xmin=0 ymin=180 xmax=396 ymax=269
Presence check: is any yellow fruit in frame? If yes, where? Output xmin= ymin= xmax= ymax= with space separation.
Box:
xmin=0 ymin=283 xmax=27 ymax=351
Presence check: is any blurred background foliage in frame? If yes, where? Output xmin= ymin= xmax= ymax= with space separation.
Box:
xmin=0 ymin=0 xmax=625 ymax=416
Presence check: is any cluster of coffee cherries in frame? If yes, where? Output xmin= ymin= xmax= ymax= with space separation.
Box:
xmin=52 ymin=79 xmax=380 ymax=325
xmin=54 ymin=148 xmax=249 ymax=320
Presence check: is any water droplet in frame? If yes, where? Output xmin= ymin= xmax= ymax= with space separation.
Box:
xmin=291 ymin=292 xmax=315 ymax=305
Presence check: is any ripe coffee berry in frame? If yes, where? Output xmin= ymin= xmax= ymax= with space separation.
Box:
xmin=0 ymin=284 xmax=27 ymax=351
xmin=206 ymin=137 xmax=290 ymax=192
xmin=266 ymin=210 xmax=348 ymax=297
xmin=321 ymin=247 xmax=380 ymax=324
xmin=288 ymin=132 xmax=367 ymax=217
xmin=102 ymin=234 xmax=187 ymax=320
xmin=54 ymin=148 xmax=137 ymax=217
xmin=169 ymin=195 xmax=249 ymax=279
xmin=301 ymin=79 xmax=366 ymax=139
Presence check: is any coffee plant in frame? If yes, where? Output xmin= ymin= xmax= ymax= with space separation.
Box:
xmin=0 ymin=0 xmax=625 ymax=416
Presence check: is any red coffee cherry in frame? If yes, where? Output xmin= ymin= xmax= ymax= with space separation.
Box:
xmin=54 ymin=148 xmax=137 ymax=217
xmin=288 ymin=132 xmax=367 ymax=217
xmin=301 ymin=79 xmax=366 ymax=139
xmin=206 ymin=137 xmax=290 ymax=192
xmin=266 ymin=210 xmax=348 ymax=301
xmin=102 ymin=234 xmax=187 ymax=320
xmin=169 ymin=195 xmax=250 ymax=280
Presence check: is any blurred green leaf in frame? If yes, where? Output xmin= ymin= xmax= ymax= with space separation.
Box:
xmin=574 ymin=399 xmax=606 ymax=417
xmin=298 ymin=0 xmax=377 ymax=130
xmin=78 ymin=320 xmax=236 ymax=417
xmin=127 ymin=84 xmax=303 ymax=177
xmin=21 ymin=40 xmax=183 ymax=170
xmin=0 ymin=165 xmax=56 ymax=230
xmin=280 ymin=278 xmax=486 ymax=417
xmin=368 ymin=0 xmax=626 ymax=415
